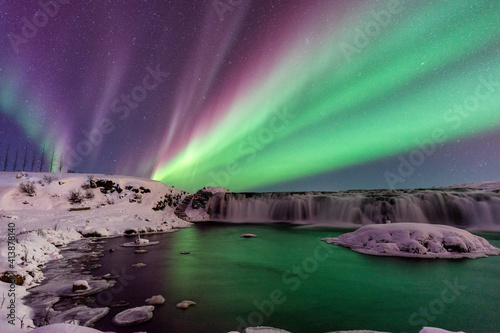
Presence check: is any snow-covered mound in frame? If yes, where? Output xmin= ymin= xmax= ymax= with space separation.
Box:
xmin=322 ymin=223 xmax=500 ymax=259
xmin=0 ymin=172 xmax=191 ymax=236
xmin=0 ymin=172 xmax=191 ymax=286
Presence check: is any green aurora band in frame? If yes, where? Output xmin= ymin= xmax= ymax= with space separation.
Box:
xmin=153 ymin=0 xmax=500 ymax=192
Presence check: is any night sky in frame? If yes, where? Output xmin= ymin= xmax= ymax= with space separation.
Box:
xmin=1 ymin=0 xmax=499 ymax=192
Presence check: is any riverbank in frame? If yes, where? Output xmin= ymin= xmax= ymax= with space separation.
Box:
xmin=0 ymin=172 xmax=190 ymax=332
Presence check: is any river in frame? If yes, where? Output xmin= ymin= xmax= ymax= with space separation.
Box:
xmin=91 ymin=223 xmax=500 ymax=333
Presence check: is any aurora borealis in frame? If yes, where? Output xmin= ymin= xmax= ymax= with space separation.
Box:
xmin=1 ymin=0 xmax=500 ymax=192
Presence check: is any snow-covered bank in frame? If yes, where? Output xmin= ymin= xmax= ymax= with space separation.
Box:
xmin=0 ymin=172 xmax=191 ymax=332
xmin=322 ymin=223 xmax=500 ymax=259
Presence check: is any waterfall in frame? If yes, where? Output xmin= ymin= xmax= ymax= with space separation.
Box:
xmin=204 ymin=189 xmax=500 ymax=230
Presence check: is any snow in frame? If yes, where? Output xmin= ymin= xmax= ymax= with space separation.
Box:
xmin=0 ymin=172 xmax=191 ymax=238
xmin=112 ymin=305 xmax=154 ymax=326
xmin=243 ymin=328 xmax=291 ymax=333
xmin=30 ymin=323 xmax=105 ymax=332
xmin=205 ymin=186 xmax=229 ymax=194
xmin=0 ymin=172 xmax=190 ymax=332
xmin=322 ymin=223 xmax=500 ymax=259
xmin=79 ymin=228 xmax=109 ymax=238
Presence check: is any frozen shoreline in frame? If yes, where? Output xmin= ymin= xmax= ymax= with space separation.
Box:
xmin=0 ymin=172 xmax=190 ymax=332
xmin=0 ymin=172 xmax=490 ymax=332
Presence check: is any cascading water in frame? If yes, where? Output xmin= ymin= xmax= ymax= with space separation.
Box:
xmin=204 ymin=189 xmax=500 ymax=230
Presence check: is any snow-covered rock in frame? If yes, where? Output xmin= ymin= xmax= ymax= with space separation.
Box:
xmin=112 ymin=305 xmax=154 ymax=326
xmin=132 ymin=263 xmax=147 ymax=268
xmin=322 ymin=223 xmax=500 ymax=259
xmin=145 ymin=295 xmax=165 ymax=305
xmin=72 ymin=280 xmax=89 ymax=292
xmin=176 ymin=300 xmax=196 ymax=309
xmin=243 ymin=327 xmax=291 ymax=333
xmin=121 ymin=238 xmax=159 ymax=247
xmin=241 ymin=233 xmax=258 ymax=238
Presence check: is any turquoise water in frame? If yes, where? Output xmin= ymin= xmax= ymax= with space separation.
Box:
xmin=92 ymin=224 xmax=500 ymax=333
